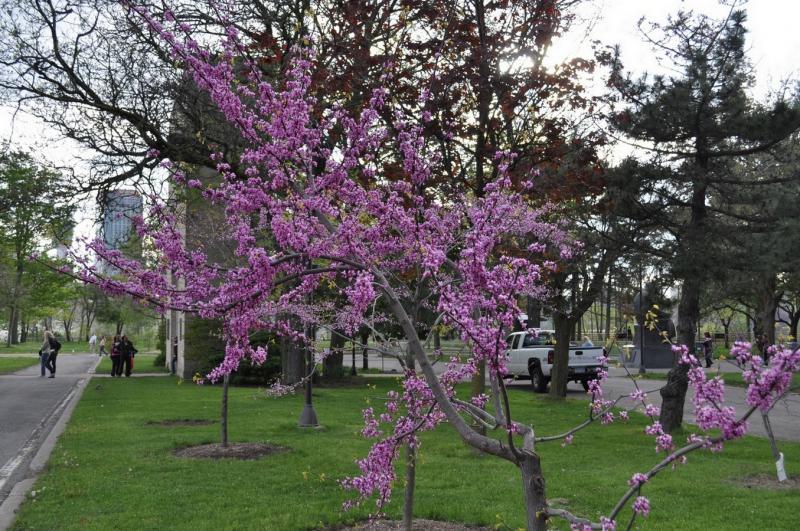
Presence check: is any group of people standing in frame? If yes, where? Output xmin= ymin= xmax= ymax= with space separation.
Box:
xmin=41 ymin=332 xmax=138 ymax=377
xmin=109 ymin=335 xmax=138 ymax=377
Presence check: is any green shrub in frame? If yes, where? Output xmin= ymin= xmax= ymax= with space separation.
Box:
xmin=184 ymin=317 xmax=281 ymax=385
xmin=153 ymin=351 xmax=166 ymax=368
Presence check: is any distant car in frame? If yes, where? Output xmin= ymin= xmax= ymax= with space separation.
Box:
xmin=504 ymin=330 xmax=607 ymax=393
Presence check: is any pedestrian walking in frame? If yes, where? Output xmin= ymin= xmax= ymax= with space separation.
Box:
xmin=110 ymin=335 xmax=123 ymax=377
xmin=98 ymin=335 xmax=107 ymax=356
xmin=120 ymin=336 xmax=138 ymax=377
xmin=702 ymin=331 xmax=713 ymax=368
xmin=88 ymin=333 xmax=97 ymax=354
xmin=42 ymin=330 xmax=61 ymax=378
xmin=38 ymin=334 xmax=50 ymax=378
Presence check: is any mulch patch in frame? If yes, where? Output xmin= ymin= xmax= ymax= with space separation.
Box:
xmin=173 ymin=442 xmax=287 ymax=460
xmin=335 ymin=519 xmax=491 ymax=530
xmin=146 ymin=419 xmax=216 ymax=427
xmin=738 ymin=473 xmax=800 ymax=490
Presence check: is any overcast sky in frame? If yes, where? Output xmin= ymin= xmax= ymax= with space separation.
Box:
xmin=1 ymin=0 xmax=798 ymax=240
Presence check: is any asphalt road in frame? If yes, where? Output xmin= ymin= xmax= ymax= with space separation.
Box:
xmin=345 ymin=353 xmax=800 ymax=442
xmin=0 ymin=354 xmax=98 ymax=505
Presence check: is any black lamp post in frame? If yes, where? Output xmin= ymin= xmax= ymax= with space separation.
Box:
xmin=298 ymin=325 xmax=319 ymax=427
xmin=350 ymin=341 xmax=357 ymax=376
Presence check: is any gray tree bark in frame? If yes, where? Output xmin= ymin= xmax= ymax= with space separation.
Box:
xmin=550 ymin=313 xmax=574 ymax=398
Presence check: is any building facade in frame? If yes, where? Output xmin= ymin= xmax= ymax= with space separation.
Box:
xmin=97 ymin=190 xmax=143 ymax=275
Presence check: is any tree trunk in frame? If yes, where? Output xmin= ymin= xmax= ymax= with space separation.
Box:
xmin=722 ymin=320 xmax=730 ymax=349
xmin=116 ymin=321 xmax=124 ymax=335
xmin=570 ymin=275 xmax=578 ymax=342
xmin=526 ymin=297 xmax=541 ymax=328
xmin=757 ymin=276 xmax=781 ymax=345
xmin=470 ymin=360 xmax=486 ymax=434
xmin=402 ymin=436 xmax=417 ymax=530
xmin=9 ymin=306 xmax=19 ymax=345
xmin=791 ymin=313 xmax=799 ymax=341
xmin=78 ymin=307 xmax=85 ymax=343
xmin=658 ymin=279 xmax=700 ymax=434
xmin=604 ymin=274 xmax=613 ymax=342
xmin=519 ymin=454 xmax=548 ymax=531
xmin=7 ymin=266 xmax=24 ymax=345
xmin=323 ymin=330 xmax=346 ymax=381
xmin=221 ymin=372 xmax=230 ymax=447
xmin=550 ymin=313 xmax=574 ymax=398
xmin=402 ymin=344 xmax=417 ymax=529
xmin=659 ymin=173 xmax=707 ymax=434
xmin=62 ymin=318 xmax=73 ymax=342
xmin=20 ymin=316 xmax=29 ymax=343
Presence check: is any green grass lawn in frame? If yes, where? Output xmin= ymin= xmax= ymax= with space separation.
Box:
xmin=0 ymin=356 xmax=40 ymax=374
xmin=0 ymin=341 xmax=90 ymax=355
xmin=95 ymin=354 xmax=169 ymax=374
xmin=10 ymin=377 xmax=800 ymax=530
xmin=1 ymin=341 xmax=160 ymax=355
xmin=638 ymin=370 xmax=800 ymax=390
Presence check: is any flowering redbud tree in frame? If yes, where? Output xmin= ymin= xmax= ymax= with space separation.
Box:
xmin=66 ymin=4 xmax=800 ymax=531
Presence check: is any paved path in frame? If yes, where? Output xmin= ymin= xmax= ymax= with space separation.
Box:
xmin=345 ymin=354 xmax=800 ymax=442
xmin=0 ymin=354 xmax=98 ymax=508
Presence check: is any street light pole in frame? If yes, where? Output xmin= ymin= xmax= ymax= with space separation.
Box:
xmin=350 ymin=341 xmax=357 ymax=376
xmin=298 ymin=324 xmax=319 ymax=427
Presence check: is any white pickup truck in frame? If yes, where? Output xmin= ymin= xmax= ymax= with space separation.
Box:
xmin=504 ymin=330 xmax=606 ymax=393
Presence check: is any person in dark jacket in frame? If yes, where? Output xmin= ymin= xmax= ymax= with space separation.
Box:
xmin=702 ymin=332 xmax=714 ymax=368
xmin=120 ymin=336 xmax=137 ymax=377
xmin=110 ymin=335 xmax=123 ymax=377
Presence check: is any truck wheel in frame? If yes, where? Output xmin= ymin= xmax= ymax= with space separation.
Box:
xmin=581 ymin=379 xmax=590 ymax=392
xmin=530 ymin=366 xmax=548 ymax=393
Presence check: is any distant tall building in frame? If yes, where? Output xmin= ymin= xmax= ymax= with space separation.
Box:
xmin=101 ymin=190 xmax=143 ymax=249
xmin=98 ymin=190 xmax=143 ymax=274
xmin=53 ymin=220 xmax=74 ymax=260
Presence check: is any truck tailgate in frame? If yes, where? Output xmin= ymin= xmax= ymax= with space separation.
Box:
xmin=569 ymin=346 xmax=604 ymax=368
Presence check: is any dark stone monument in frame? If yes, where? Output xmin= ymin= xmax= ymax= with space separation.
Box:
xmin=623 ymin=283 xmax=676 ymax=370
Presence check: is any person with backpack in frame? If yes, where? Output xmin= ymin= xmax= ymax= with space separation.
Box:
xmin=41 ymin=330 xmax=61 ymax=378
xmin=38 ymin=331 xmax=51 ymax=377
xmin=110 ymin=335 xmax=123 ymax=377
xmin=120 ymin=336 xmax=138 ymax=377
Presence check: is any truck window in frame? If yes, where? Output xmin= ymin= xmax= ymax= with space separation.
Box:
xmin=522 ymin=332 xmax=554 ymax=347
xmin=506 ymin=335 xmax=515 ymax=349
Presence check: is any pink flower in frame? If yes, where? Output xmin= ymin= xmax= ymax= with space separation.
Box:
xmin=628 ymin=473 xmax=648 ymax=487
xmin=632 ymin=496 xmax=650 ymax=517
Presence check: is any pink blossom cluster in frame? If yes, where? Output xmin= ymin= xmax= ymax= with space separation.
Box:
xmin=632 ymin=496 xmax=650 ymax=517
